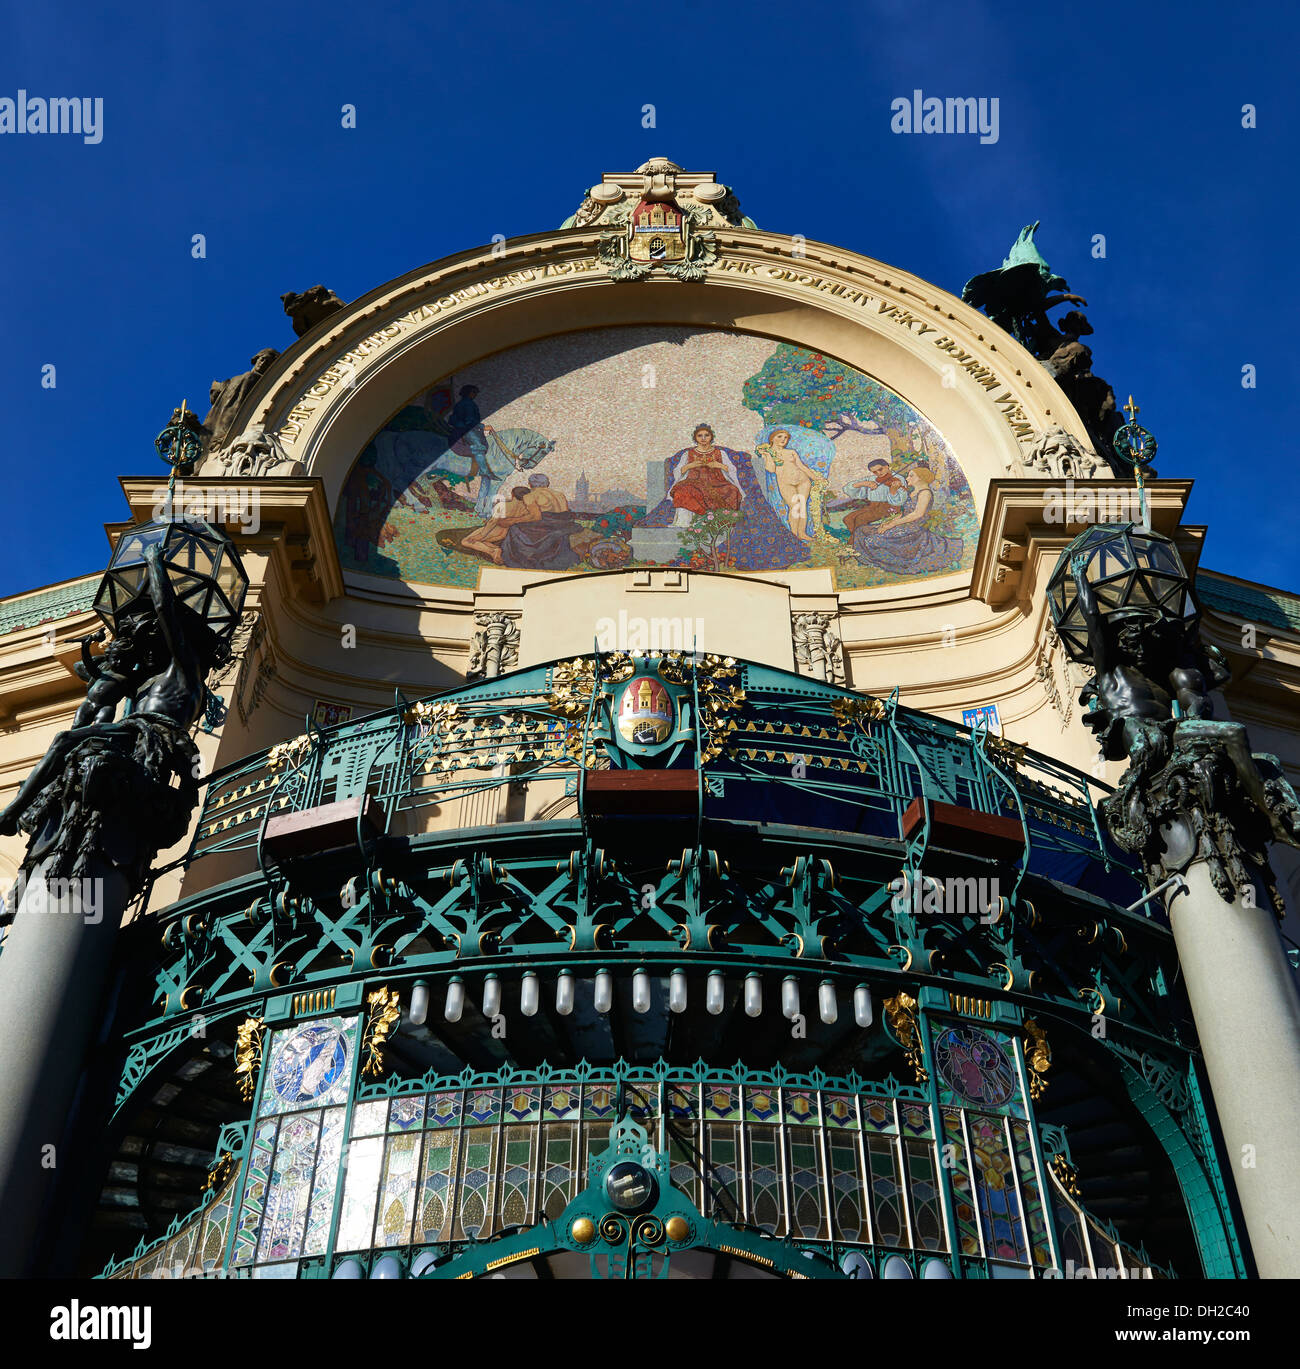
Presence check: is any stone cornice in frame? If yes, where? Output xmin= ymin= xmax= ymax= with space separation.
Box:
xmin=969 ymin=478 xmax=1195 ymax=609
xmin=113 ymin=476 xmax=344 ymax=606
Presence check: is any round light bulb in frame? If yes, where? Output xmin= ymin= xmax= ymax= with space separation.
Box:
xmin=409 ymin=980 xmax=429 ymax=1027
xmin=555 ymin=970 xmax=574 ymax=1016
xmin=481 ymin=974 xmax=501 ymax=1019
xmin=444 ymin=977 xmax=464 ymax=1024
xmin=520 ymin=971 xmax=539 ymax=1017
xmin=818 ymin=980 xmax=838 ymax=1025
xmin=633 ymin=968 xmax=651 ymax=1013
xmin=744 ymin=973 xmax=763 ymax=1018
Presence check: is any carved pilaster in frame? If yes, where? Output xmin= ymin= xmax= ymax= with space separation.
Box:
xmin=235 ymin=615 xmax=276 ymax=724
xmin=467 ymin=612 xmax=521 ymax=680
xmin=1034 ymin=619 xmax=1075 ymax=731
xmin=791 ymin=611 xmax=844 ymax=686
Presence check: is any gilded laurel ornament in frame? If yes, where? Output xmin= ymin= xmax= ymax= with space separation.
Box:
xmin=233 ymin=1016 xmax=266 ymax=1101
xmin=1024 ymin=1018 xmax=1052 ymax=1100
xmin=883 ymin=992 xmax=928 ymax=1084
xmin=361 ymin=986 xmax=401 ymax=1077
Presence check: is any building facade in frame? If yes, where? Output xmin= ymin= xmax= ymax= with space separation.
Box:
xmin=1 ymin=158 xmax=1297 ymax=1281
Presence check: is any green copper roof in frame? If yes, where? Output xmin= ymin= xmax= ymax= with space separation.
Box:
xmin=0 ymin=575 xmax=98 ymax=636
xmin=1196 ymin=573 xmax=1300 ymax=635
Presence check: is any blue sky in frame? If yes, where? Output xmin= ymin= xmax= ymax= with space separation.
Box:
xmin=0 ymin=0 xmax=1295 ymax=594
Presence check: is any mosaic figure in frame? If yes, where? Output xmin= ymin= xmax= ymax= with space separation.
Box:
xmin=333 ymin=328 xmax=979 ymax=590
xmin=850 ymin=465 xmax=964 ymax=576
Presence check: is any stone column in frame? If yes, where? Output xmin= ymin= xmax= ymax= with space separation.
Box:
xmin=0 ymin=858 xmax=131 ymax=1276
xmin=1105 ymin=719 xmax=1300 ymax=1278
xmin=1163 ymin=861 xmax=1300 ymax=1279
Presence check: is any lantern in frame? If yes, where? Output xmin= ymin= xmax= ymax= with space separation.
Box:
xmin=1046 ymin=523 xmax=1197 ymax=664
xmin=94 ymin=518 xmax=248 ymax=639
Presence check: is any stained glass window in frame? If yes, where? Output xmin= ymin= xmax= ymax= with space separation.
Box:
xmin=375 ymin=1131 xmax=423 ymax=1246
xmin=336 ymin=1134 xmax=384 ymax=1250
xmin=904 ymin=1139 xmax=946 ymax=1251
xmin=703 ymin=1122 xmax=743 ymax=1221
xmin=786 ymin=1130 xmax=827 ymax=1239
xmin=865 ymin=1132 xmax=907 ymax=1248
xmin=112 ymin=1063 xmax=1137 ymax=1280
xmin=259 ymin=1019 xmax=357 ymax=1118
xmin=499 ymin=1125 xmax=535 ymax=1228
xmin=934 ymin=1025 xmax=1016 ymax=1109
xmin=746 ymin=1123 xmax=786 ymax=1235
xmin=539 ymin=1123 xmax=578 ymax=1220
xmin=455 ymin=1126 xmax=499 ymax=1239
xmin=828 ymin=1132 xmax=869 ymax=1242
xmin=967 ymin=1113 xmax=1027 ymax=1263
xmin=232 ymin=1119 xmax=277 ymax=1267
xmin=1009 ymin=1120 xmax=1054 ymax=1268
xmin=257 ymin=1111 xmax=321 ymax=1262
xmin=941 ymin=1108 xmax=982 ymax=1258
xmin=415 ymin=1128 xmax=460 ymax=1243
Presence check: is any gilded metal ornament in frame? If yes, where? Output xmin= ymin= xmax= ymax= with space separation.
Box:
xmin=1050 ymin=1152 xmax=1081 ymax=1197
xmin=883 ymin=992 xmax=928 ymax=1083
xmin=1024 ymin=1018 xmax=1052 ymax=1100
xmin=233 ymin=1016 xmax=265 ymax=1101
xmin=361 ymin=986 xmax=401 ymax=1077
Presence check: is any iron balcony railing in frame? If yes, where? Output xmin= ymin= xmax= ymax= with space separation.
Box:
xmin=183 ymin=653 xmax=1138 ymax=906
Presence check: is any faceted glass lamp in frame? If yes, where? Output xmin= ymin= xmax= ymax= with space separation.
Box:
xmin=94 ymin=518 xmax=249 ymax=637
xmin=1047 ymin=523 xmax=1197 ymax=663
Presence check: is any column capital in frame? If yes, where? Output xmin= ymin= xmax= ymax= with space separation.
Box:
xmin=1104 ymin=718 xmax=1300 ymax=913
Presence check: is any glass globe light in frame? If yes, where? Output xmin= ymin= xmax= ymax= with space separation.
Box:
xmin=94 ymin=517 xmax=248 ymax=639
xmin=1046 ymin=522 xmax=1197 ymax=664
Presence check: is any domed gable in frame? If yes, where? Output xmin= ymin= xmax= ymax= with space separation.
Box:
xmin=200 ymin=157 xmax=1097 ymax=607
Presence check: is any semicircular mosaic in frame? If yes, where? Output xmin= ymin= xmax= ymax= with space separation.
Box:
xmin=334 ymin=326 xmax=979 ymax=589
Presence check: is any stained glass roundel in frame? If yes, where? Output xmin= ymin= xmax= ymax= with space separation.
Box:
xmin=934 ymin=1025 xmax=1016 ymax=1106
xmin=271 ymin=1024 xmax=349 ymax=1106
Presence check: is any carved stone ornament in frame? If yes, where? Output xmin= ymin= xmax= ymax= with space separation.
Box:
xmin=596 ymin=161 xmax=719 ymax=282
xmin=280 ymin=284 xmax=345 ymax=338
xmin=220 ymin=425 xmax=303 ymax=478
xmin=1022 ymin=425 xmax=1108 ymax=480
xmin=203 ymin=349 xmax=281 ymax=454
xmin=1101 ymin=719 xmax=1300 ymax=915
xmin=791 ymin=611 xmax=845 ymax=686
xmin=467 ymin=611 xmax=521 ymax=679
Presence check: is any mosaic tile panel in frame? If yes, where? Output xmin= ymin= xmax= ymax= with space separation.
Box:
xmin=335 ymin=327 xmax=978 ymax=591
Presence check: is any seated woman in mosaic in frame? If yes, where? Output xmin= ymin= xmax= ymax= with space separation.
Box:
xmin=637 ymin=425 xmax=810 ymax=571
xmin=850 ymin=464 xmax=963 ymax=575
